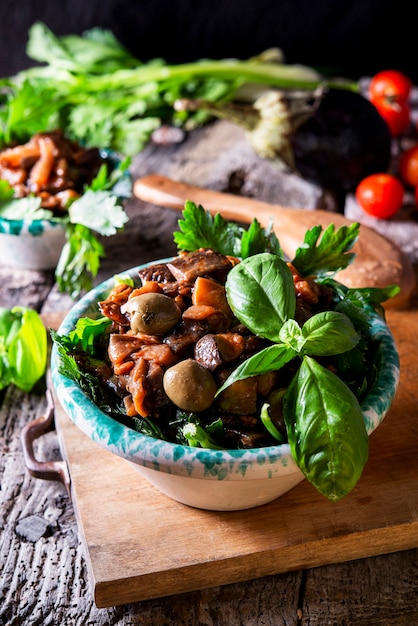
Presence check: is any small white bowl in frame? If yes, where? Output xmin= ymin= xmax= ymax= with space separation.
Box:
xmin=0 ymin=218 xmax=66 ymax=270
xmin=51 ymin=261 xmax=400 ymax=511
xmin=0 ymin=148 xmax=130 ymax=271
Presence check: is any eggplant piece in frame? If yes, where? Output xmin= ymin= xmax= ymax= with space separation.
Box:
xmin=194 ymin=332 xmax=245 ymax=371
xmin=292 ymin=88 xmax=392 ymax=193
xmin=167 ymin=249 xmax=233 ymax=283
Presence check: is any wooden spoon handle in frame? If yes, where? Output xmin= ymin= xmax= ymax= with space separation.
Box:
xmin=134 ymin=173 xmax=327 ymax=250
xmin=134 ymin=174 xmax=415 ymax=308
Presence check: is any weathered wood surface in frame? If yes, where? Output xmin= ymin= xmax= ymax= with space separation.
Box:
xmin=1 ymin=119 xmax=418 ymax=625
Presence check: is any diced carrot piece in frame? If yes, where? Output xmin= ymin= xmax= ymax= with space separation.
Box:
xmin=129 ymin=281 xmax=162 ymax=297
xmin=192 ymin=277 xmax=233 ymax=319
xmin=182 ymin=304 xmax=217 ymax=320
xmin=106 ymin=283 xmax=133 ymax=302
xmin=135 ymin=344 xmax=176 ymax=367
xmin=215 ymin=333 xmax=246 ymax=361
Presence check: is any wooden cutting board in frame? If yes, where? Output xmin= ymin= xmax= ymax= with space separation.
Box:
xmin=53 ymin=297 xmax=418 ymax=609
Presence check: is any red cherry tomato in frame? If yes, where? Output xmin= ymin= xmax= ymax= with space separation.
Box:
xmin=399 ymin=145 xmax=418 ymax=187
xmin=373 ymin=98 xmax=410 ymax=137
xmin=369 ymin=70 xmax=412 ymax=104
xmin=355 ymin=173 xmax=404 ymax=219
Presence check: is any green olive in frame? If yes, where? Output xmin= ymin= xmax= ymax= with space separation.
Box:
xmin=163 ymin=359 xmax=217 ymax=412
xmin=122 ymin=292 xmax=181 ymax=335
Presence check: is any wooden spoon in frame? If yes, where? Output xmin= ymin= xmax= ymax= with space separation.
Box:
xmin=134 ymin=174 xmax=415 ymax=309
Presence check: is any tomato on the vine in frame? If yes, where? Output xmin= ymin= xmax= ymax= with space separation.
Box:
xmin=355 ymin=173 xmax=404 ymax=219
xmin=369 ymin=70 xmax=412 ymax=105
xmin=399 ymin=144 xmax=418 ymax=187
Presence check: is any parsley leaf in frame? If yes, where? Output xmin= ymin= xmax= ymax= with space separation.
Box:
xmin=1 ymin=22 xmax=324 ymax=154
xmin=241 ymin=218 xmax=283 ymax=258
xmin=52 ymin=316 xmax=111 ymax=355
xmin=174 ymin=201 xmax=242 ymax=255
xmin=68 ymin=189 xmax=129 ymax=236
xmin=0 ymin=196 xmax=53 ymax=221
xmin=173 ymin=200 xmax=283 ymax=259
xmin=55 ymin=224 xmax=105 ymax=298
xmin=291 ymin=222 xmax=359 ymax=277
xmin=27 ymin=21 xmax=138 ymax=74
xmin=0 ymin=79 xmax=64 ymax=144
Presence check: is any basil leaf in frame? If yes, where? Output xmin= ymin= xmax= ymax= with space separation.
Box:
xmin=279 ymin=319 xmax=305 ymax=352
xmin=225 ymin=253 xmax=296 ymax=341
xmin=0 ymin=308 xmax=14 ymax=388
xmin=283 ymin=355 xmax=368 ymax=502
xmin=0 ymin=180 xmax=14 ymax=200
xmin=301 ymin=311 xmax=360 ymax=356
xmin=0 ymin=307 xmax=15 ymax=339
xmin=0 ymin=306 xmax=47 ymax=392
xmin=216 ymin=343 xmax=296 ymax=395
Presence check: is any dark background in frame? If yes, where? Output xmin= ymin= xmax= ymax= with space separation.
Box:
xmin=0 ymin=0 xmax=415 ymax=82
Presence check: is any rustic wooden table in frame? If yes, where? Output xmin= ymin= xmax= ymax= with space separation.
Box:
xmin=1 ymin=120 xmax=418 ymax=626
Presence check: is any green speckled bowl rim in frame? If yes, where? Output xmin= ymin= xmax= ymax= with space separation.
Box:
xmin=51 ymin=259 xmax=400 ymax=480
xmin=0 ymin=216 xmax=65 ymax=236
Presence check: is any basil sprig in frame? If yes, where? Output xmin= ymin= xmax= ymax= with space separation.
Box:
xmin=220 ymin=253 xmax=369 ymax=502
xmin=284 ymin=356 xmax=368 ymax=502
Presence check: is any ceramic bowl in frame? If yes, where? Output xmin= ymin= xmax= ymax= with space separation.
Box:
xmin=51 ymin=261 xmax=400 ymax=511
xmin=0 ymin=218 xmax=66 ymax=270
xmin=0 ymin=149 xmax=131 ymax=271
